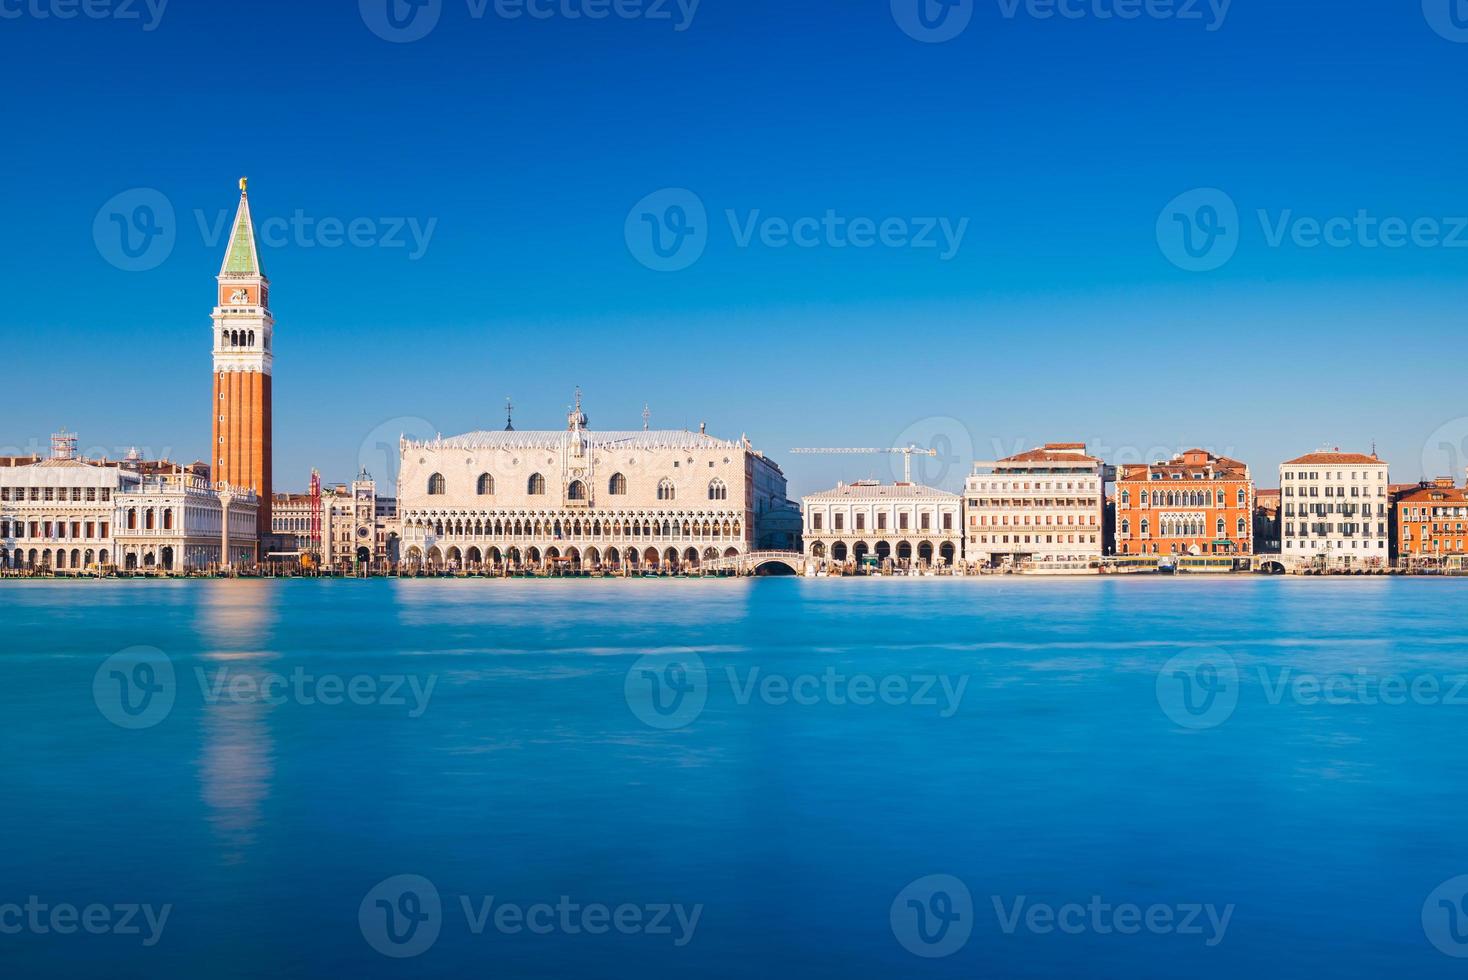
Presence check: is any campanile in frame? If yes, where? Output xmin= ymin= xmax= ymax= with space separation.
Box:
xmin=210 ymin=177 xmax=273 ymax=537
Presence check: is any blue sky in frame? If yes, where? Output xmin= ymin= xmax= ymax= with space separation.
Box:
xmin=1 ymin=0 xmax=1466 ymax=495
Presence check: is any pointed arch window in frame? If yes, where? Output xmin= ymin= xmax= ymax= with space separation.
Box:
xmin=528 ymin=473 xmax=546 ymax=495
xmin=428 ymin=473 xmax=446 ymax=495
xmin=609 ymin=472 xmax=627 ymax=495
xmin=567 ymin=480 xmax=587 ymax=501
xmin=708 ymin=478 xmax=727 ymax=501
xmin=476 ymin=473 xmax=494 ymax=496
xmin=657 ymin=479 xmax=676 ymax=501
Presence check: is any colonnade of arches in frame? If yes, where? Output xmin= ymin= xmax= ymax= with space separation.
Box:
xmin=806 ymin=539 xmax=956 ymax=566
xmin=1 ymin=547 xmax=112 ymax=570
xmin=401 ymin=510 xmax=743 ymax=542
xmin=403 ymin=543 xmax=743 ymax=572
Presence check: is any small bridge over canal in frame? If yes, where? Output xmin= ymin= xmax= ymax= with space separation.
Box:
xmin=704 ymin=550 xmax=806 ymax=576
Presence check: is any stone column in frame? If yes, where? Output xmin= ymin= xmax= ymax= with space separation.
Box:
xmin=218 ymin=486 xmax=234 ymax=572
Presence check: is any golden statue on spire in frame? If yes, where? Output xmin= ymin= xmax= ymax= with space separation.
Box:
xmin=239 ymin=176 xmax=248 ymax=194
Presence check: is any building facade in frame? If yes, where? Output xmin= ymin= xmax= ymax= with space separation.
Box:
xmin=271 ymin=471 xmax=400 ymax=568
xmin=0 ymin=433 xmax=255 ymax=572
xmin=1280 ymin=451 xmax=1390 ymax=567
xmin=1395 ymin=479 xmax=1468 ymax=565
xmin=115 ymin=474 xmax=260 ymax=571
xmin=964 ymin=443 xmax=1106 ymax=568
xmin=1253 ymin=489 xmax=1281 ymax=554
xmin=1115 ymin=449 xmax=1253 ymax=558
xmin=211 ymin=178 xmax=273 ymax=539
xmin=0 ymin=436 xmax=123 ymax=571
xmin=802 ymin=481 xmax=962 ymax=567
xmin=397 ymin=398 xmax=790 ymax=571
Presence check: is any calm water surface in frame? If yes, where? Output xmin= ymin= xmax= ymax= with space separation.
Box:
xmin=3 ymin=578 xmax=1467 ymax=977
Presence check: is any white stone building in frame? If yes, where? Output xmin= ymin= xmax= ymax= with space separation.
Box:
xmin=115 ymin=474 xmax=259 ymax=571
xmin=0 ymin=444 xmax=125 ymax=572
xmin=801 ymin=481 xmax=962 ymax=568
xmin=396 ymin=397 xmax=790 ymax=571
xmin=964 ymin=443 xmax=1107 ymax=569
xmin=1279 ymin=450 xmax=1390 ymax=568
xmin=0 ymin=433 xmax=256 ymax=572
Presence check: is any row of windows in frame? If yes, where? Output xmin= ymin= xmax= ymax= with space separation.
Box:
xmin=1285 ymin=503 xmax=1387 ymax=517
xmin=1284 ymin=523 xmax=1388 ymax=536
xmin=972 ymin=514 xmax=1098 ymax=528
xmin=0 ymin=486 xmax=111 ymax=502
xmin=1119 ymin=489 xmax=1247 ymax=508
xmin=1119 ymin=518 xmax=1248 ymax=537
xmin=427 ymin=472 xmax=728 ymax=501
xmin=1283 ymin=471 xmax=1385 ymax=481
xmin=973 ymin=534 xmax=1099 ymax=545
xmin=811 ymin=512 xmax=951 ymax=532
xmin=1283 ymin=484 xmax=1384 ymax=498
xmin=1 ymin=520 xmax=111 ymax=540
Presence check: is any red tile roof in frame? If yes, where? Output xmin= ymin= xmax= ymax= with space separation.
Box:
xmin=1282 ymin=451 xmax=1382 ymax=465
xmin=998 ymin=444 xmax=1099 ymax=464
xmin=1397 ymin=485 xmax=1468 ymax=505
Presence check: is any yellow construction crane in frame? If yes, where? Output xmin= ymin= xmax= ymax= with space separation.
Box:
xmin=789 ymin=445 xmax=940 ymax=484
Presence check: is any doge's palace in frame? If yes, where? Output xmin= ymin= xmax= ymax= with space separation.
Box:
xmin=397 ymin=396 xmax=790 ymax=571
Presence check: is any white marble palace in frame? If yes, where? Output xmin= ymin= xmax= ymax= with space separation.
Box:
xmin=397 ymin=396 xmax=792 ymax=571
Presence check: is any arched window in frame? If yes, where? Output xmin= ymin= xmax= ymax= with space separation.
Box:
xmin=609 ymin=473 xmax=627 ymax=495
xmin=657 ymin=478 xmax=675 ymax=501
xmin=568 ymin=480 xmax=587 ymax=501
xmin=708 ymin=478 xmax=727 ymax=501
xmin=1141 ymin=519 xmax=1150 ymax=535
xmin=1237 ymin=517 xmax=1247 ymax=535
xmin=1237 ymin=489 xmax=1246 ymax=506
xmin=528 ymin=473 xmax=546 ymax=495
xmin=1216 ymin=518 xmax=1225 ymax=536
xmin=427 ymin=473 xmax=446 ymax=495
xmin=476 ymin=473 xmax=494 ymax=495
xmin=1120 ymin=490 xmax=1130 ymax=506
xmin=1121 ymin=519 xmax=1130 ymax=535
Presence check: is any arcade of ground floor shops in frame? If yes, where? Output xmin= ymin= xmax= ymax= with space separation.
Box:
xmin=805 ymin=538 xmax=959 ymax=566
xmin=401 ymin=539 xmax=747 ymax=573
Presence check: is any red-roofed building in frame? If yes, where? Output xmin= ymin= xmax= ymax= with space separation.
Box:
xmin=1395 ymin=479 xmax=1468 ymax=565
xmin=1113 ymin=449 xmax=1253 ymax=558
xmin=1279 ymin=448 xmax=1389 ymax=568
xmin=963 ymin=443 xmax=1106 ymax=569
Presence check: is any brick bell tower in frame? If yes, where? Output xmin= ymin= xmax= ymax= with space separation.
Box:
xmin=210 ymin=177 xmax=273 ymax=537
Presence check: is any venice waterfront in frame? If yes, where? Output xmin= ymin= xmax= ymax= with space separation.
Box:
xmin=3 ymin=578 xmax=1468 ymax=978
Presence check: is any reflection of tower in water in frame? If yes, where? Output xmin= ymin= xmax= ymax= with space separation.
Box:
xmin=196 ymin=581 xmax=278 ymax=861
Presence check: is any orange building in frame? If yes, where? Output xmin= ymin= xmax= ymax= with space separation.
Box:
xmin=1113 ymin=449 xmax=1254 ymax=557
xmin=210 ymin=179 xmax=273 ymax=537
xmin=1395 ymin=479 xmax=1468 ymax=563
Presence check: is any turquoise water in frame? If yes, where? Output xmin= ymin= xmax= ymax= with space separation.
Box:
xmin=3 ymin=578 xmax=1468 ymax=977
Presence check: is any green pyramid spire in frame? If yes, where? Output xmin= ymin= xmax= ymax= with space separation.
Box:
xmin=221 ymin=178 xmax=263 ymax=277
